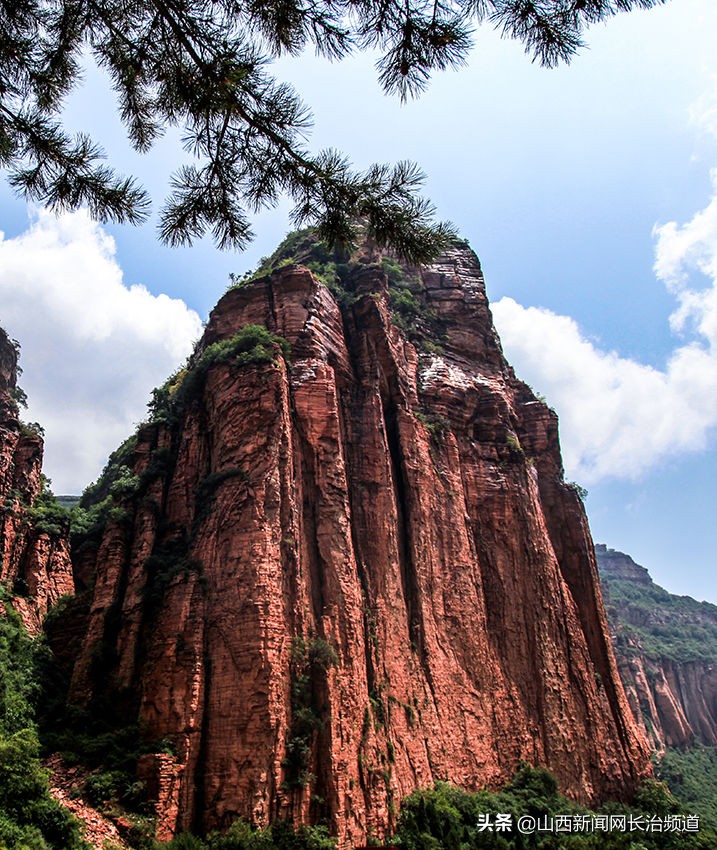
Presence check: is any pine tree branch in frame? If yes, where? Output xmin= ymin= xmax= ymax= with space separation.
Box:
xmin=0 ymin=0 xmax=668 ymax=257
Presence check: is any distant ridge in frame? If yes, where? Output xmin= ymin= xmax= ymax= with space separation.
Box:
xmin=597 ymin=543 xmax=717 ymax=750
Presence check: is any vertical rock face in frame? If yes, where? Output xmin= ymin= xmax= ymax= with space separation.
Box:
xmin=63 ymin=244 xmax=650 ymax=846
xmin=0 ymin=328 xmax=74 ymax=633
xmin=598 ymin=544 xmax=717 ymax=752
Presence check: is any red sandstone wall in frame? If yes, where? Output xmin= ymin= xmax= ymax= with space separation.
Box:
xmin=62 ymin=248 xmax=651 ymax=846
xmin=0 ymin=329 xmax=74 ymax=633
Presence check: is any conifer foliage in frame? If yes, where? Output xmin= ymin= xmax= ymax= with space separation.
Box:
xmin=1 ymin=0 xmax=664 ymax=259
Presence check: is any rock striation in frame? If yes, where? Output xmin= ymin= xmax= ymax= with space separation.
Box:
xmin=0 ymin=328 xmax=74 ymax=633
xmin=597 ymin=544 xmax=717 ymax=752
xmin=53 ymin=241 xmax=649 ymax=846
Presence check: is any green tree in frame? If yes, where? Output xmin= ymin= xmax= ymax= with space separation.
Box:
xmin=1 ymin=0 xmax=663 ymax=261
xmin=0 ymin=589 xmax=87 ymax=849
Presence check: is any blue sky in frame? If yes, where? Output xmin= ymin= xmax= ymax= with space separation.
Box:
xmin=1 ymin=0 xmax=716 ymax=600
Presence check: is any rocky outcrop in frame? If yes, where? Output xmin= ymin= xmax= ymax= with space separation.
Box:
xmin=597 ymin=545 xmax=717 ymax=752
xmin=627 ymin=655 xmax=717 ymax=750
xmin=59 ymin=243 xmax=650 ymax=846
xmin=0 ymin=328 xmax=74 ymax=633
xmin=45 ymin=755 xmax=131 ymax=850
xmin=595 ymin=545 xmax=651 ymax=585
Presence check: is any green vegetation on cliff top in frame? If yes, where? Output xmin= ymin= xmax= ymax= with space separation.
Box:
xmin=231 ymin=228 xmax=448 ymax=348
xmin=12 ymin=229 xmax=462 ymax=583
xmin=63 ymin=229 xmax=453 ymax=541
xmin=599 ymin=563 xmax=717 ymax=665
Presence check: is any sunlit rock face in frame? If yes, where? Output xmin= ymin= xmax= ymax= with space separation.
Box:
xmin=55 ymin=242 xmax=650 ymax=847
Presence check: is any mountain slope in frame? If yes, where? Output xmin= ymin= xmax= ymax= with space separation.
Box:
xmin=597 ymin=543 xmax=717 ymax=751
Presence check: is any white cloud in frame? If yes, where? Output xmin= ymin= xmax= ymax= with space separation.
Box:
xmin=492 ymin=166 xmax=717 ymax=484
xmin=0 ymin=208 xmax=203 ymax=493
xmin=492 ymin=299 xmax=717 ymax=483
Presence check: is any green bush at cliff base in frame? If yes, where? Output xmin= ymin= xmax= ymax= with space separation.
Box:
xmin=655 ymin=745 xmax=717 ymax=830
xmin=35 ymin=606 xmax=170 ymax=820
xmin=160 ymin=820 xmax=335 ymax=850
xmin=0 ymin=587 xmax=88 ymax=850
xmin=393 ymin=765 xmax=717 ymax=849
xmin=154 ymin=765 xmax=716 ymax=850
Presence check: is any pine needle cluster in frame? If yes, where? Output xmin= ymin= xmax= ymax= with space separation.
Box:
xmin=0 ymin=0 xmax=664 ymax=260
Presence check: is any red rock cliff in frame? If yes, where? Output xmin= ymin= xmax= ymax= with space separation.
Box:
xmin=617 ymin=652 xmax=717 ymax=751
xmin=62 ymin=243 xmax=650 ymax=846
xmin=0 ymin=328 xmax=74 ymax=632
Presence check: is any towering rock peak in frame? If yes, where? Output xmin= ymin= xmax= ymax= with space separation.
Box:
xmin=0 ymin=328 xmax=74 ymax=632
xmin=208 ymin=233 xmax=506 ymax=373
xmin=54 ymin=237 xmax=650 ymax=846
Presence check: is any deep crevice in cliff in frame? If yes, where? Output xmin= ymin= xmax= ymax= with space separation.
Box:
xmin=91 ymin=529 xmax=138 ymax=723
xmin=546 ymin=496 xmax=637 ymax=761
xmin=381 ymin=400 xmax=423 ymax=662
xmin=191 ymin=634 xmax=211 ymax=835
xmin=334 ymin=387 xmax=379 ymax=701
xmin=337 ymin=309 xmax=383 ymax=705
xmin=296 ymin=429 xmax=326 ymax=627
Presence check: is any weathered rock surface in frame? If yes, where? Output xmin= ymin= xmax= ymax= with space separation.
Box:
xmin=0 ymin=328 xmax=74 ymax=633
xmin=58 ymin=245 xmax=650 ymax=846
xmin=596 ymin=545 xmax=651 ymax=585
xmin=597 ymin=544 xmax=717 ymax=752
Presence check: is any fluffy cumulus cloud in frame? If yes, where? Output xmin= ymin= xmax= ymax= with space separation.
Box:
xmin=491 ymin=81 xmax=717 ymax=485
xmin=492 ymin=297 xmax=717 ymax=483
xmin=0 ymin=208 xmax=203 ymax=493
xmin=655 ymin=169 xmax=717 ymax=343
xmin=493 ymin=183 xmax=717 ymax=483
